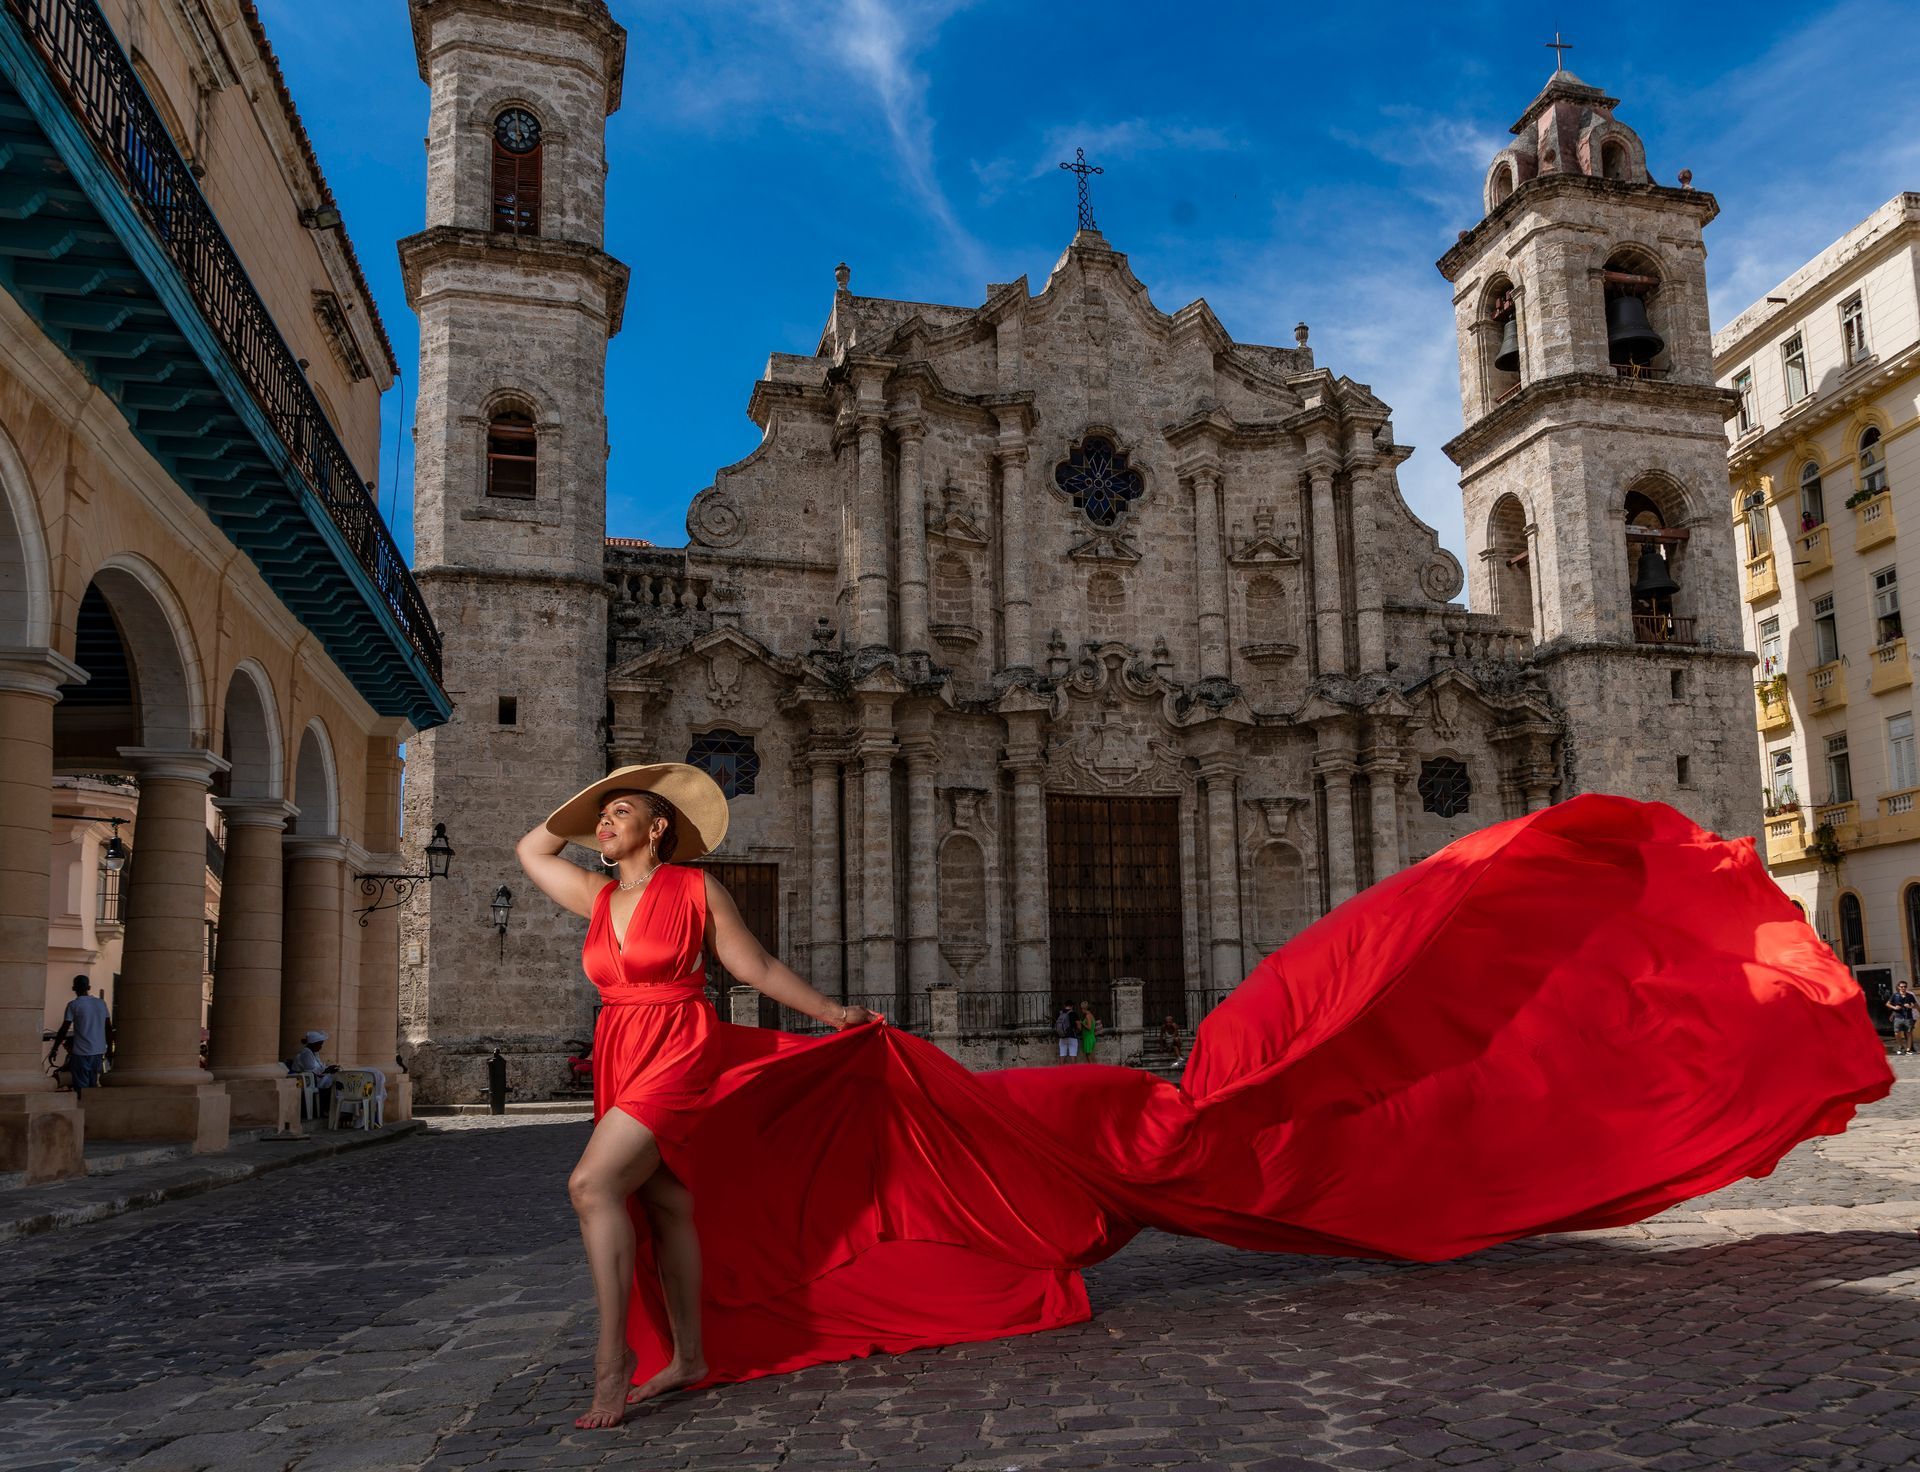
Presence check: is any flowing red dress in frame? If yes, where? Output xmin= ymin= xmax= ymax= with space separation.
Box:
xmin=584 ymin=797 xmax=1894 ymax=1391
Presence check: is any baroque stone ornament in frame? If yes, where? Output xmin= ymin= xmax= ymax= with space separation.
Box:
xmin=706 ymin=650 xmax=744 ymax=710
xmin=1420 ymin=550 xmax=1465 ymax=602
xmin=687 ymin=486 xmax=746 ymax=549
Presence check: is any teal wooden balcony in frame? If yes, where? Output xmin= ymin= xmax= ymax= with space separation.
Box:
xmin=0 ymin=0 xmax=448 ymax=728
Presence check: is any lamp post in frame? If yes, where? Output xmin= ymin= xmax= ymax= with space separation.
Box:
xmin=354 ymin=822 xmax=454 ymax=925
xmin=490 ymin=885 xmax=513 ymax=959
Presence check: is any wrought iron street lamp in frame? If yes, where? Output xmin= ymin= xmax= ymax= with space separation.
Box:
xmin=355 ymin=823 xmax=454 ymax=925
xmin=101 ymin=817 xmax=128 ymax=873
xmin=490 ymin=885 xmax=513 ymax=958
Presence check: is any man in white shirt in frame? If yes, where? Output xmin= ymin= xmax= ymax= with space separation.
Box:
xmin=289 ymin=1029 xmax=338 ymax=1118
xmin=48 ymin=975 xmax=112 ymax=1096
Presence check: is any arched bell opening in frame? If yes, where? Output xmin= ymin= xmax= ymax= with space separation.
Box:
xmin=1602 ymin=247 xmax=1671 ymax=380
xmin=1486 ymin=493 xmax=1535 ymax=637
xmin=1624 ymin=487 xmax=1692 ymax=645
xmin=1478 ymin=274 xmax=1521 ymax=408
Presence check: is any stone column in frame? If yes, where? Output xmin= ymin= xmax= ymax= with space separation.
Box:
xmin=207 ymin=798 xmax=298 ymax=1128
xmin=1197 ymin=756 xmax=1245 ymax=993
xmin=1365 ymin=757 xmax=1403 ymax=890
xmin=997 ymin=443 xmax=1033 ymax=670
xmin=1002 ymin=713 xmax=1049 ymax=996
xmin=1307 ymin=457 xmax=1347 ymax=675
xmin=280 ymin=836 xmax=347 ymax=1060
xmin=854 ymin=412 xmax=890 ymax=650
xmin=1348 ymin=434 xmax=1387 ymax=671
xmin=928 ymin=982 xmax=958 ymax=1059
xmin=356 ymin=734 xmax=407 ymax=1118
xmin=900 ymin=711 xmax=939 ymax=1001
xmin=89 ymin=747 xmax=231 ymax=1152
xmin=1192 ymin=464 xmax=1230 ymax=681
xmin=0 ymin=649 xmax=86 ymax=1181
xmin=729 ymin=987 xmax=761 ymax=1027
xmin=806 ymin=746 xmax=844 ymax=997
xmin=1315 ymin=755 xmax=1359 ymax=909
xmin=855 ymin=694 xmax=898 ymax=999
xmin=894 ymin=417 xmax=930 ymax=652
xmin=1112 ymin=976 xmax=1144 ymax=1067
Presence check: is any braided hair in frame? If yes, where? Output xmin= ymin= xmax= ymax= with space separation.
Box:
xmin=603 ymin=788 xmax=680 ymax=863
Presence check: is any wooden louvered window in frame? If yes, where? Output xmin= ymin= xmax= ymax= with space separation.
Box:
xmin=486 ymin=410 xmax=536 ymax=499
xmin=490 ymin=108 xmax=542 ymax=235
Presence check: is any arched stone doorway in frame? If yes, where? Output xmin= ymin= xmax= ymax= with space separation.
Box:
xmin=283 ymin=719 xmax=349 ymax=1061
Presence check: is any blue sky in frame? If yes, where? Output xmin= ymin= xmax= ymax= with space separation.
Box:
xmin=259 ymin=0 xmax=1920 ymax=565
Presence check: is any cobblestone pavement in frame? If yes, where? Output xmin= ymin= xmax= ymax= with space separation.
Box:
xmin=2 ymin=1059 xmax=1916 ymax=1472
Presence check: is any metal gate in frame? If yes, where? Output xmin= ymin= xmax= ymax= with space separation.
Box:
xmin=1045 ymin=794 xmax=1186 ymax=1027
xmin=698 ymin=861 xmax=779 ymax=1027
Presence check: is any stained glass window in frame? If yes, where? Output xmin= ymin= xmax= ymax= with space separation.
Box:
xmin=1418 ymin=757 xmax=1471 ymax=818
xmin=1055 ymin=435 xmax=1145 ymax=527
xmin=688 ymin=729 xmax=760 ymax=798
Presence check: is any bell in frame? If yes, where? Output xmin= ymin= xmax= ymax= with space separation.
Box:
xmin=1630 ymin=545 xmax=1681 ymax=602
xmin=1492 ymin=316 xmax=1520 ymax=374
xmin=1607 ymin=294 xmax=1664 ymax=365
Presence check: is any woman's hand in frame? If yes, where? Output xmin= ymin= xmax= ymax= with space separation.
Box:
xmin=832 ymin=1004 xmax=883 ymax=1030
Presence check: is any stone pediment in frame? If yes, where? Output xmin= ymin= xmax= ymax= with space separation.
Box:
xmin=608 ymin=625 xmax=800 ymax=686
xmin=927 ymin=491 xmax=990 ymax=547
xmin=1066 ymin=528 xmax=1141 ymax=564
xmin=1053 ymin=697 xmax=1187 ymax=793
xmin=1412 ymin=666 xmax=1560 ymax=744
xmin=1228 ymin=507 xmax=1302 ymax=567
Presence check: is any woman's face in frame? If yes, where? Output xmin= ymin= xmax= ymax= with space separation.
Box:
xmin=596 ymin=795 xmax=663 ymax=862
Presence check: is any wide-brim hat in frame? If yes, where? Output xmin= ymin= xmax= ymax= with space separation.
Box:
xmin=544 ymin=762 xmax=730 ymax=861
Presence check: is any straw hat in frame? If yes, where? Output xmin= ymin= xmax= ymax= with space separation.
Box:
xmin=544 ymin=762 xmax=730 ymax=861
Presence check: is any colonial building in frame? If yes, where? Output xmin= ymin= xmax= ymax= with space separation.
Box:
xmin=399 ymin=14 xmax=1757 ymax=1095
xmin=0 ymin=0 xmax=448 ymax=1182
xmin=1716 ymin=194 xmax=1920 ymax=1006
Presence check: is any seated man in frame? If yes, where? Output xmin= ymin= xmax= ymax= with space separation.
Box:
xmin=287 ymin=1029 xmax=338 ymax=1117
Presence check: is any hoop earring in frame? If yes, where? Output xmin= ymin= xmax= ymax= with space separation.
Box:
xmin=600 ymin=853 xmax=618 ymax=870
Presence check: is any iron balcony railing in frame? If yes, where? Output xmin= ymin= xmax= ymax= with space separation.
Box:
xmin=7 ymin=0 xmax=442 ymax=682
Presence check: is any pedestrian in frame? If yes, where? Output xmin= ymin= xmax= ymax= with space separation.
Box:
xmin=1159 ymin=1014 xmax=1184 ymax=1064
xmin=1054 ymin=1003 xmax=1079 ymax=1063
xmin=519 ymin=763 xmax=880 ymax=1429
xmin=46 ymin=975 xmax=111 ymax=1098
xmin=1077 ymin=1000 xmax=1100 ymax=1062
xmin=1890 ymin=981 xmax=1918 ymax=1055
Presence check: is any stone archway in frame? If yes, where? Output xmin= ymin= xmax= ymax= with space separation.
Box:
xmin=291 ymin=719 xmax=340 ymax=835
xmin=283 ymin=718 xmax=347 ymax=1060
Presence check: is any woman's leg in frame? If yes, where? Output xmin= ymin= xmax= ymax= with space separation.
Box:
xmin=627 ymin=1168 xmax=708 ymax=1405
xmin=567 ymin=1109 xmax=662 ymax=1428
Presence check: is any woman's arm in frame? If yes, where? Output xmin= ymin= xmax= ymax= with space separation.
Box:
xmin=704 ymin=873 xmax=879 ymax=1028
xmin=514 ymin=820 xmax=605 ymax=919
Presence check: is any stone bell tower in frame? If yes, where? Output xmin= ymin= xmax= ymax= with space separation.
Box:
xmin=398 ymin=0 xmax=630 ymax=1101
xmin=1437 ymin=65 xmax=1757 ymax=838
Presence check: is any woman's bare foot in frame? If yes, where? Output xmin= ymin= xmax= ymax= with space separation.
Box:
xmin=574 ymin=1344 xmax=638 ymax=1430
xmin=625 ymin=1353 xmax=708 ymax=1409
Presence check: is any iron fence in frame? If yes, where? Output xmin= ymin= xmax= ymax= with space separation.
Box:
xmin=8 ymin=0 xmax=442 ymax=681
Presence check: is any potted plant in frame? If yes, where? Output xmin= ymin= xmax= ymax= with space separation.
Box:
xmin=1810 ymin=822 xmax=1844 ymax=868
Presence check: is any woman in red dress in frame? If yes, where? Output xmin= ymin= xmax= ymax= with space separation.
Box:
xmin=520 ymin=773 xmax=1894 ymax=1431
xmin=515 ymin=762 xmax=880 ymax=1429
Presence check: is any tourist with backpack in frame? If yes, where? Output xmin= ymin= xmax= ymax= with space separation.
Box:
xmin=1054 ymin=1004 xmax=1078 ymax=1062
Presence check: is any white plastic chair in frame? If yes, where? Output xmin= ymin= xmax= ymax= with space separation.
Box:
xmin=329 ymin=1070 xmax=379 ymax=1131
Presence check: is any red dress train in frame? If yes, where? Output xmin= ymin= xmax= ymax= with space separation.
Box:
xmin=582 ymin=797 xmax=1894 ymax=1389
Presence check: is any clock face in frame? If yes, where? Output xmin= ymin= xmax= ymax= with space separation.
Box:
xmin=494 ymin=109 xmax=541 ymax=154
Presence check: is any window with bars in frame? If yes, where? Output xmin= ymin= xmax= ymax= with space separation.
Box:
xmin=1758 ymin=615 xmax=1782 ymax=676
xmin=1781 ymin=333 xmax=1808 ymax=405
xmin=96 ymin=860 xmax=121 ymax=925
xmin=687 ymin=729 xmax=760 ymax=798
xmin=1054 ymin=434 xmax=1145 ymax=527
xmin=490 ymin=108 xmax=542 ymax=235
xmin=1873 ymin=566 xmax=1902 ymax=645
xmin=1841 ymin=292 xmax=1869 ymax=364
xmin=1417 ymin=757 xmax=1471 ymax=818
xmin=486 ymin=410 xmax=536 ymax=499
xmin=1826 ymin=732 xmax=1853 ymax=804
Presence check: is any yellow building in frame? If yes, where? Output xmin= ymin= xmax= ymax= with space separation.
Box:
xmin=0 ymin=0 xmax=449 ymax=1183
xmin=1716 ymin=194 xmax=1920 ymax=1017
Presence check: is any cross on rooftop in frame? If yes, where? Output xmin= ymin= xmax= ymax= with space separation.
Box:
xmin=1545 ymin=31 xmax=1573 ymax=71
xmin=1059 ymin=147 xmax=1103 ymax=232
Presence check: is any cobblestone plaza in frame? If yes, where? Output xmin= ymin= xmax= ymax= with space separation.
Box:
xmin=2 ymin=1063 xmax=1915 ymax=1472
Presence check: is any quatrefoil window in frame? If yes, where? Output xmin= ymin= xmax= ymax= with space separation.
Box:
xmin=1055 ymin=434 xmax=1145 ymax=527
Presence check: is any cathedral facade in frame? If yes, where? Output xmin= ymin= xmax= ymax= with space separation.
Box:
xmin=398 ymin=0 xmax=1758 ymax=1099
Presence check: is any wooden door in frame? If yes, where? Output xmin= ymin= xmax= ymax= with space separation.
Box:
xmin=1046 ymin=794 xmax=1187 ymax=1027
